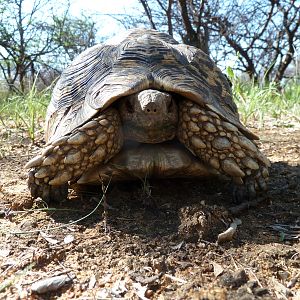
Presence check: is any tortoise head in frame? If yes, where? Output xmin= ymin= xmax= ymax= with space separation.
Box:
xmin=118 ymin=89 xmax=178 ymax=143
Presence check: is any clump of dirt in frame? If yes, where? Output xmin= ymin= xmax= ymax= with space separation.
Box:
xmin=0 ymin=124 xmax=299 ymax=299
xmin=178 ymin=204 xmax=229 ymax=242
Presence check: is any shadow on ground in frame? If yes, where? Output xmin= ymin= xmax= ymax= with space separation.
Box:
xmin=47 ymin=161 xmax=300 ymax=246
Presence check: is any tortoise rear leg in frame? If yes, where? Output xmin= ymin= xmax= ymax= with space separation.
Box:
xmin=26 ymin=108 xmax=123 ymax=203
xmin=177 ymin=100 xmax=270 ymax=202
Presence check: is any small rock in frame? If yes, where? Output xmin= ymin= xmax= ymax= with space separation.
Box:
xmin=76 ymin=245 xmax=83 ymax=252
xmin=31 ymin=275 xmax=72 ymax=294
xmin=277 ymin=270 xmax=289 ymax=281
xmin=152 ymin=257 xmax=167 ymax=272
xmin=219 ymin=269 xmax=248 ymax=288
xmin=96 ymin=288 xmax=110 ymax=299
xmin=0 ymin=248 xmax=10 ymax=257
xmin=203 ymin=122 xmax=217 ymax=133
xmin=237 ymin=285 xmax=256 ymax=299
xmin=246 ymin=280 xmax=258 ymax=289
xmin=253 ymin=287 xmax=269 ymax=296
xmin=145 ymin=289 xmax=154 ymax=298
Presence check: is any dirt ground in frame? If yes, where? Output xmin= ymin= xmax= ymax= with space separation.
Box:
xmin=0 ymin=120 xmax=299 ymax=299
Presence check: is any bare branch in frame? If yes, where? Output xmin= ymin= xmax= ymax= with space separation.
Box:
xmin=139 ymin=0 xmax=157 ymax=29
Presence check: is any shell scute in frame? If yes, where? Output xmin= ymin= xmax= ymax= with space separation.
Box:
xmin=46 ymin=29 xmax=257 ymax=143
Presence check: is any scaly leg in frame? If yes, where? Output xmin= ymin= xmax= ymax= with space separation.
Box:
xmin=177 ymin=100 xmax=270 ymax=202
xmin=26 ymin=108 xmax=123 ymax=203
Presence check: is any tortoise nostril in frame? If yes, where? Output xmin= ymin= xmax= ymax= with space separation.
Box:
xmin=146 ymin=107 xmax=157 ymax=113
xmin=146 ymin=108 xmax=157 ymax=113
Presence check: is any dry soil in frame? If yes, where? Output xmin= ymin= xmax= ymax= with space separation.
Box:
xmin=0 ymin=120 xmax=299 ymax=299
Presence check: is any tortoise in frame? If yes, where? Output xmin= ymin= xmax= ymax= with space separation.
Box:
xmin=26 ymin=28 xmax=270 ymax=203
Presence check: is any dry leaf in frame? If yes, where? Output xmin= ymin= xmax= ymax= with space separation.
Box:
xmin=111 ymin=279 xmax=127 ymax=297
xmin=133 ymin=282 xmax=149 ymax=300
xmin=171 ymin=241 xmax=184 ymax=250
xmin=165 ymin=274 xmax=187 ymax=284
xmin=212 ymin=262 xmax=224 ymax=277
xmin=31 ymin=275 xmax=72 ymax=294
xmin=0 ymin=248 xmax=10 ymax=257
xmin=88 ymin=274 xmax=96 ymax=289
xmin=272 ymin=277 xmax=292 ymax=299
xmin=64 ymin=234 xmax=74 ymax=244
xmin=40 ymin=231 xmax=59 ymax=245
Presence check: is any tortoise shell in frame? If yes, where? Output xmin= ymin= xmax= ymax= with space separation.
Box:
xmin=46 ymin=28 xmax=257 ymax=143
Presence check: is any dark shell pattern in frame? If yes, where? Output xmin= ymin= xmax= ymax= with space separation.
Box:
xmin=46 ymin=29 xmax=257 ymax=143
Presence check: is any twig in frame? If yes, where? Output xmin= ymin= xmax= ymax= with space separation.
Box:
xmin=228 ymin=197 xmax=266 ymax=215
xmin=101 ymin=179 xmax=111 ymax=234
xmin=0 ymin=263 xmax=35 ymax=293
xmin=0 ymin=207 xmax=84 ymax=218
xmin=217 ymin=219 xmax=242 ymax=243
xmin=9 ymin=182 xmax=111 ymax=235
xmin=164 ymin=274 xmax=187 ymax=284
xmin=246 ymin=268 xmax=263 ymax=288
xmin=287 ymin=272 xmax=300 ymax=288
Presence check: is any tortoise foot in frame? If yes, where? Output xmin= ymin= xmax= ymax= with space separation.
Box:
xmin=28 ymin=170 xmax=68 ymax=202
xmin=231 ymin=164 xmax=269 ymax=202
xmin=26 ymin=108 xmax=123 ymax=201
xmin=231 ymin=176 xmax=261 ymax=203
xmin=178 ymin=100 xmax=270 ymax=199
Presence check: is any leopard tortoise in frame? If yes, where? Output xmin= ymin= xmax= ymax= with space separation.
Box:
xmin=26 ymin=28 xmax=270 ymax=203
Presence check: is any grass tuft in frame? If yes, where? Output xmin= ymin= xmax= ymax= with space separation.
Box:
xmin=0 ymin=73 xmax=299 ymax=144
xmin=0 ymin=85 xmax=50 ymax=143
xmin=227 ymin=67 xmax=300 ymax=126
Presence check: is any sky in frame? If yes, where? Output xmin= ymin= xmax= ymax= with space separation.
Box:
xmin=22 ymin=0 xmax=141 ymax=41
xmin=21 ymin=0 xmax=235 ymax=69
xmin=70 ymin=0 xmax=141 ymax=39
xmin=71 ymin=0 xmax=139 ymax=15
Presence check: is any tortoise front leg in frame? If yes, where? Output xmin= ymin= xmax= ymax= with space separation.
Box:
xmin=26 ymin=108 xmax=123 ymax=203
xmin=177 ymin=100 xmax=270 ymax=202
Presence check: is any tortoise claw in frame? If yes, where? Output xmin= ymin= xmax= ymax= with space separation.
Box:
xmin=28 ymin=171 xmax=68 ymax=203
xmin=231 ymin=173 xmax=268 ymax=203
xmin=231 ymin=180 xmax=256 ymax=204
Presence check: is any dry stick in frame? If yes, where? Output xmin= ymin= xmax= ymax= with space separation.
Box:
xmin=287 ymin=272 xmax=300 ymax=289
xmin=9 ymin=179 xmax=111 ymax=235
xmin=0 ymin=263 xmax=35 ymax=292
xmin=228 ymin=197 xmax=266 ymax=215
xmin=246 ymin=267 xmax=263 ymax=288
xmin=164 ymin=274 xmax=187 ymax=284
xmin=229 ymin=250 xmax=263 ymax=288
xmin=0 ymin=208 xmax=84 ymax=218
xmin=101 ymin=179 xmax=111 ymax=234
xmin=214 ymin=242 xmax=264 ymax=288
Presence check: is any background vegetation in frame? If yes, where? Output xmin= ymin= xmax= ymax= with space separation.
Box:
xmin=0 ymin=0 xmax=299 ymax=142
